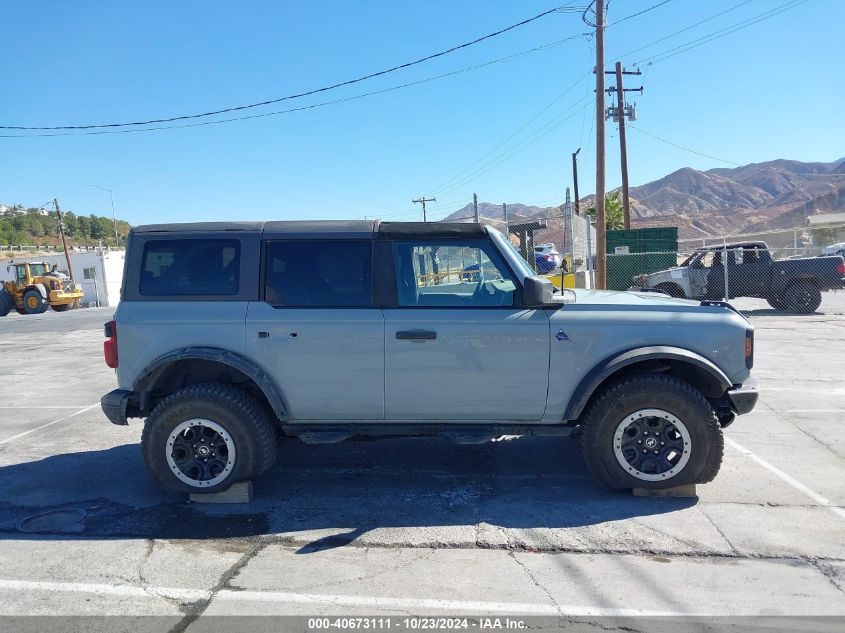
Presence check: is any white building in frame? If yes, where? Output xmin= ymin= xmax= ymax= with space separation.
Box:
xmin=1 ymin=249 xmax=125 ymax=307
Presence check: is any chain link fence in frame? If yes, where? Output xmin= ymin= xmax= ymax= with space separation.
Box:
xmin=617 ymin=241 xmax=845 ymax=316
xmin=448 ymin=211 xmax=845 ymax=316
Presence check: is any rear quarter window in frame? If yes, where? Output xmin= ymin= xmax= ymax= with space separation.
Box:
xmin=140 ymin=239 xmax=240 ymax=296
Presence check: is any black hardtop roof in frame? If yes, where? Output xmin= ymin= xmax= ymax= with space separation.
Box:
xmin=131 ymin=220 xmax=488 ymax=238
xmin=695 ymin=241 xmax=768 ymax=251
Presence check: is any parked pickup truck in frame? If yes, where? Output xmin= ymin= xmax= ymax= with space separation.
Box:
xmin=102 ymin=221 xmax=758 ymax=494
xmin=635 ymin=241 xmax=845 ymax=313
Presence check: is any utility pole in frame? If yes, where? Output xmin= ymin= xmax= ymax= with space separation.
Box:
xmin=572 ymin=148 xmax=581 ymax=217
xmin=594 ymin=0 xmax=607 ymax=289
xmin=565 ymin=187 xmax=574 ymax=274
xmin=85 ymin=184 xmax=120 ymax=248
xmin=502 ymin=203 xmax=508 ymax=231
xmin=411 ymin=196 xmax=436 ymax=222
xmin=54 ymin=198 xmax=75 ymax=282
xmin=605 ymin=62 xmax=642 ymax=229
xmin=472 ymin=193 xmax=479 ymax=222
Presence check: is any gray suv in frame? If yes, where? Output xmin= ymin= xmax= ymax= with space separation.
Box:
xmin=101 ymin=221 xmax=758 ymax=494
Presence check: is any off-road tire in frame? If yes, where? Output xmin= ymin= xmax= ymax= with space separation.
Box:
xmin=580 ymin=373 xmax=723 ymax=490
xmin=655 ymin=283 xmax=685 ymax=299
xmin=22 ymin=289 xmax=47 ymax=314
xmin=784 ymin=281 xmax=821 ymax=314
xmin=141 ymin=382 xmax=278 ymax=494
xmin=0 ymin=290 xmax=12 ymax=317
xmin=51 ymin=303 xmax=71 ymax=312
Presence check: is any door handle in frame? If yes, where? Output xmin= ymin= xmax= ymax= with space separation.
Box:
xmin=396 ymin=329 xmax=437 ymax=340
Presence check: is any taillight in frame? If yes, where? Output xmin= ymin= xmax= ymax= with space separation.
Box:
xmin=104 ymin=320 xmax=118 ymax=368
xmin=836 ymin=262 xmax=845 ymax=275
xmin=745 ymin=329 xmax=754 ymax=369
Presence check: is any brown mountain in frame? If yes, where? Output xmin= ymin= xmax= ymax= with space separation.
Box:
xmin=445 ymin=158 xmax=845 ymax=240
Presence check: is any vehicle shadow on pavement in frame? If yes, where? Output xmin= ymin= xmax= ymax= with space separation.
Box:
xmin=0 ymin=436 xmax=696 ymax=544
xmin=740 ymin=309 xmax=821 ymax=317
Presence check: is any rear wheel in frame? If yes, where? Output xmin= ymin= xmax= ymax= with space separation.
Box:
xmin=766 ymin=295 xmax=786 ymax=311
xmin=22 ymin=289 xmax=47 ymax=314
xmin=784 ymin=281 xmax=821 ymax=314
xmin=0 ymin=290 xmax=12 ymax=317
xmin=580 ymin=373 xmax=723 ymax=490
xmin=141 ymin=383 xmax=278 ymax=494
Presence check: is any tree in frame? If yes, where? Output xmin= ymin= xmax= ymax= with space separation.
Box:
xmin=586 ymin=191 xmax=625 ymax=230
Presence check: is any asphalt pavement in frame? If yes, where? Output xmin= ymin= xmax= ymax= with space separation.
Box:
xmin=0 ymin=300 xmax=843 ymax=630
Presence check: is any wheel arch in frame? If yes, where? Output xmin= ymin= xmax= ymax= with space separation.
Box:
xmin=133 ymin=347 xmax=287 ymax=420
xmin=25 ymin=283 xmax=48 ymax=298
xmin=772 ymin=274 xmax=821 ymax=294
xmin=563 ymin=346 xmax=732 ymax=422
xmin=654 ymin=282 xmax=686 ymax=298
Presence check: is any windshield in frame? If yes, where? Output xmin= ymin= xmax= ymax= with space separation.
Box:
xmin=487 ymin=227 xmax=534 ymax=280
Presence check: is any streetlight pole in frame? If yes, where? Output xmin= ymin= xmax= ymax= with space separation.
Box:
xmin=85 ymin=184 xmax=120 ymax=248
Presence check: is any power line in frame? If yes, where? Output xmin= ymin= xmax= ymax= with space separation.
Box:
xmin=1 ymin=0 xmax=677 ymax=139
xmin=1 ymin=34 xmax=587 ymax=139
xmin=627 ymin=124 xmax=739 ymax=165
xmin=427 ymin=71 xmax=590 ymax=196
xmin=635 ymin=0 xmax=809 ymax=67
xmin=609 ymin=0 xmax=755 ymax=62
xmin=1 ymin=2 xmax=579 ymax=131
xmin=433 ymin=96 xmax=591 ymax=199
xmin=609 ymin=0 xmax=674 ymax=27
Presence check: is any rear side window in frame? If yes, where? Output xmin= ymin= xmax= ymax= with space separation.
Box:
xmin=140 ymin=239 xmax=240 ymax=296
xmin=264 ymin=240 xmax=372 ymax=307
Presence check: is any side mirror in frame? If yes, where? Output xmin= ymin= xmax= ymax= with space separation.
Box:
xmin=523 ymin=275 xmax=554 ymax=307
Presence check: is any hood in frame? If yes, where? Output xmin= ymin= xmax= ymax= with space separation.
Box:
xmin=641 ymin=267 xmax=684 ymax=278
xmin=568 ymin=288 xmax=699 ymax=308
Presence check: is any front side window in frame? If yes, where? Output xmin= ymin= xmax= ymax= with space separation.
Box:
xmin=264 ymin=240 xmax=372 ymax=307
xmin=393 ymin=240 xmax=516 ymax=307
xmin=140 ymin=239 xmax=240 ymax=296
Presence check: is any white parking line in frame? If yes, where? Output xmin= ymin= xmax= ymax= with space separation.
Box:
xmin=726 ymin=437 xmax=845 ymax=520
xmin=0 ymin=578 xmax=208 ymax=603
xmin=0 ymin=578 xmax=690 ymax=616
xmin=0 ymin=406 xmax=98 ymax=410
xmin=0 ymin=403 xmax=100 ymax=446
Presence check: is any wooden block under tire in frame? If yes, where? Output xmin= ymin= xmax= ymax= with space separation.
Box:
xmin=189 ymin=481 xmax=253 ymax=504
xmin=632 ymin=484 xmax=697 ymax=498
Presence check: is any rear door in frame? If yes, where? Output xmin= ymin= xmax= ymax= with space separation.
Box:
xmin=727 ymin=246 xmax=766 ymax=298
xmin=383 ymin=238 xmax=550 ymax=421
xmin=246 ymin=239 xmax=384 ymax=420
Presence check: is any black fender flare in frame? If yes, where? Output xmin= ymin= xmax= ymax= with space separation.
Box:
xmin=26 ymin=283 xmax=48 ymax=298
xmin=133 ymin=346 xmax=287 ymax=419
xmin=563 ymin=345 xmax=733 ymax=421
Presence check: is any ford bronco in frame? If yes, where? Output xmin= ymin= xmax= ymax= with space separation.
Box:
xmin=101 ymin=221 xmax=758 ymax=493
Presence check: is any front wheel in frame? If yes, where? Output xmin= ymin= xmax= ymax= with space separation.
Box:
xmin=22 ymin=289 xmax=47 ymax=314
xmin=141 ymin=383 xmax=278 ymax=494
xmin=580 ymin=373 xmax=723 ymax=490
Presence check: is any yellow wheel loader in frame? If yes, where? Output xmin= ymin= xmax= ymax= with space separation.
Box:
xmin=0 ymin=261 xmax=84 ymax=316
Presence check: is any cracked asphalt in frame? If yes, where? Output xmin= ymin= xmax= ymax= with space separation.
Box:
xmin=0 ymin=298 xmax=843 ymax=630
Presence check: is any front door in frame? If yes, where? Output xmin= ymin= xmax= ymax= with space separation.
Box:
xmin=383 ymin=238 xmax=550 ymax=421
xmin=246 ymin=239 xmax=384 ymax=420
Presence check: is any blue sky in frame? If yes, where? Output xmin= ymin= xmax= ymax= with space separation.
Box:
xmin=1 ymin=0 xmax=842 ymax=225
